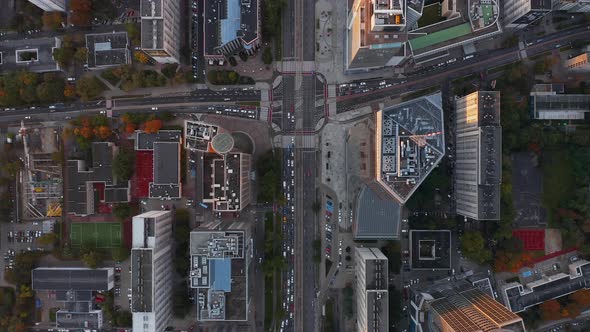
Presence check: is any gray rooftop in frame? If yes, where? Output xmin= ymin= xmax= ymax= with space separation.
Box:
xmin=153 ymin=142 xmax=179 ymax=185
xmin=136 ymin=130 xmax=182 ymax=150
xmin=32 ymin=268 xmax=112 ymax=291
xmin=56 ymin=311 xmax=102 ymax=329
xmin=0 ymin=37 xmax=60 ymax=72
xmin=141 ymin=18 xmax=164 ymax=50
xmin=354 ymin=185 xmax=401 ymax=240
xmin=85 ymin=32 xmax=130 ymax=68
xmin=409 ymin=230 xmax=451 ymax=270
xmin=478 ymin=126 xmax=501 ymax=220
xmin=131 ymin=249 xmax=153 ymax=312
xmin=140 ymin=0 xmax=162 ymax=17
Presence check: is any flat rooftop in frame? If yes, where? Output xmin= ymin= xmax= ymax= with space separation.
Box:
xmin=131 ymin=249 xmax=153 ymax=312
xmin=135 ymin=130 xmax=182 ymax=151
xmin=409 ymin=230 xmax=451 ymax=270
xmin=0 ymin=37 xmax=60 ymax=72
xmin=85 ymin=32 xmax=130 ymax=68
xmin=376 ymin=93 xmax=445 ymax=203
xmin=32 ymin=267 xmax=113 ymax=291
xmin=354 ymin=185 xmax=401 ymax=239
xmin=185 ymin=121 xmax=219 ymax=151
xmin=150 ymin=142 xmax=180 ymax=198
xmin=204 ymin=0 xmax=259 ymax=56
xmin=56 ymin=311 xmax=102 ymax=329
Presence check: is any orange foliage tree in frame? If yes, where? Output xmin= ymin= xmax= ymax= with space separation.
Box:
xmin=570 ymin=289 xmax=590 ymax=307
xmin=64 ymin=84 xmax=76 ymax=97
xmin=562 ymin=302 xmax=581 ymax=318
xmin=42 ymin=12 xmax=63 ymax=30
xmin=95 ymin=126 xmax=112 ymax=140
xmin=70 ymin=0 xmax=92 ymax=26
xmin=539 ymin=300 xmax=562 ymax=321
xmin=144 ymin=119 xmax=162 ymax=133
xmin=124 ymin=122 xmax=136 ymax=134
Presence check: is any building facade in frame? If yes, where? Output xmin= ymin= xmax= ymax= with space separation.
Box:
xmin=355 ymin=247 xmax=388 ymax=332
xmin=131 ymin=210 xmax=174 ymax=332
xmin=454 ymin=91 xmax=501 ymax=220
xmin=28 ymin=0 xmax=65 ymax=11
xmin=530 ymin=83 xmax=590 ymax=119
xmin=503 ymin=0 xmax=552 ymax=29
xmin=554 ymin=0 xmax=590 ymax=12
xmin=140 ymin=0 xmax=181 ymax=63
xmin=565 ymin=52 xmax=590 ymax=71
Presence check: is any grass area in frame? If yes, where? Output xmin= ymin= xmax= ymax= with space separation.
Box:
xmin=530 ymin=51 xmax=552 ymax=61
xmin=70 ymin=222 xmax=122 ymax=248
xmin=264 ymin=275 xmax=273 ymax=331
xmin=417 ymin=3 xmax=444 ymax=27
xmin=488 ymin=63 xmax=513 ymax=74
xmin=49 ymin=307 xmax=59 ymax=322
xmin=542 ymin=150 xmax=576 ymax=225
xmin=237 ymin=101 xmax=261 ymax=107
xmin=324 ymin=299 xmax=335 ymax=332
xmin=401 ymin=86 xmax=439 ymax=101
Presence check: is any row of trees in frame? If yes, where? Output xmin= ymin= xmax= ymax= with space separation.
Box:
xmin=67 ymin=115 xmax=112 ymax=150
xmin=101 ymin=65 xmax=167 ymax=92
xmin=261 ymin=0 xmax=287 ymax=42
xmin=120 ymin=112 xmax=166 ymax=134
xmin=0 ymin=71 xmax=73 ymax=106
xmin=256 ymin=150 xmax=282 ymax=203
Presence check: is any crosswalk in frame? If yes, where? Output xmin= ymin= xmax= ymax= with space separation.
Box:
xmin=280 ymin=61 xmax=316 ymax=73
xmin=281 ymin=134 xmax=316 ymax=148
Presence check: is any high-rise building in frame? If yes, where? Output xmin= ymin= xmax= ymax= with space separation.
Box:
xmin=203 ymin=152 xmax=251 ymax=212
xmin=530 ymin=83 xmax=590 ymax=119
xmin=454 ymin=91 xmax=501 ymax=220
xmin=503 ymin=0 xmax=552 ymax=29
xmin=565 ymin=52 xmax=590 ymax=71
xmin=131 ymin=210 xmax=174 ymax=332
xmin=189 ymin=221 xmax=252 ymax=321
xmin=140 ymin=0 xmax=181 ymax=63
xmin=554 ymin=0 xmax=590 ymax=12
xmin=411 ymin=279 xmax=525 ymax=332
xmin=28 ymin=0 xmax=65 ymax=11
xmin=355 ymin=247 xmax=388 ymax=332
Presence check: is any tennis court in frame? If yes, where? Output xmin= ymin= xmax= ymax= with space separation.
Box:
xmin=70 ymin=222 xmax=122 ymax=248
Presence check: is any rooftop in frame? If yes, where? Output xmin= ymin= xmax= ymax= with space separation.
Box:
xmin=56 ymin=311 xmax=102 ymax=330
xmin=204 ymin=0 xmax=260 ymax=56
xmin=150 ymin=142 xmax=180 ymax=198
xmin=203 ymin=152 xmax=250 ymax=211
xmin=0 ymin=36 xmax=60 ymax=72
xmin=185 ymin=121 xmax=219 ymax=151
xmin=32 ymin=267 xmax=113 ymax=291
xmin=375 ymin=93 xmax=445 ymax=203
xmin=354 ymin=184 xmax=401 ymax=239
xmin=85 ymin=31 xmax=130 ymax=68
xmin=135 ymin=130 xmax=182 ymax=151
xmin=131 ymin=249 xmax=153 ymax=312
xmin=409 ymin=230 xmax=451 ymax=270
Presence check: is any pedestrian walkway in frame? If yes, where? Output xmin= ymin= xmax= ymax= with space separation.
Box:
xmin=278 ymin=61 xmax=316 ymax=73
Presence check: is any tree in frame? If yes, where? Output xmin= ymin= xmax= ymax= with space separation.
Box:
xmin=144 ymin=119 xmax=162 ymax=133
xmin=53 ymin=47 xmax=75 ymax=69
xmin=64 ymin=84 xmax=76 ymax=98
xmin=95 ymin=125 xmax=112 ymax=140
xmin=70 ymin=0 xmax=92 ymax=26
xmin=115 ymin=310 xmax=132 ymax=327
xmin=562 ymin=302 xmax=581 ymax=318
xmin=42 ymin=12 xmax=63 ymax=31
xmin=36 ymin=233 xmax=58 ymax=246
xmin=134 ymin=51 xmax=149 ymax=64
xmin=539 ymin=300 xmax=562 ymax=321
xmin=570 ymin=289 xmax=590 ymax=307
xmin=125 ymin=23 xmax=140 ymax=46
xmin=37 ymin=80 xmax=65 ymax=104
xmin=262 ymin=47 xmax=273 ymax=64
xmin=81 ymin=250 xmax=101 ymax=268
xmin=113 ymin=204 xmax=132 ymax=221
xmin=74 ymin=47 xmax=89 ymax=64
xmin=460 ymin=232 xmax=491 ymax=264
xmin=76 ymin=75 xmax=104 ymax=101
xmin=112 ymin=149 xmax=135 ymax=182
xmin=111 ymin=246 xmax=130 ymax=262
xmin=229 ymin=57 xmax=237 ymax=66
xmin=161 ymin=64 xmax=178 ymax=79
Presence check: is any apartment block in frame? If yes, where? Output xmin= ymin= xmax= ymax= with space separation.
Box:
xmin=140 ymin=0 xmax=181 ymax=63
xmin=355 ymin=247 xmax=388 ymax=332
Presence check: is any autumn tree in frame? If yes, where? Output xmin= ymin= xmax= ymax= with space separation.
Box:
xmin=144 ymin=119 xmax=162 ymax=134
xmin=70 ymin=0 xmax=92 ymax=26
xmin=539 ymin=300 xmax=562 ymax=321
xmin=562 ymin=302 xmax=581 ymax=318
xmin=42 ymin=12 xmax=63 ymax=31
xmin=134 ymin=51 xmax=149 ymax=64
xmin=570 ymin=289 xmax=590 ymax=307
xmin=94 ymin=126 xmax=112 ymax=140
xmin=64 ymin=84 xmax=76 ymax=97
xmin=74 ymin=47 xmax=89 ymax=64
xmin=76 ymin=75 xmax=104 ymax=101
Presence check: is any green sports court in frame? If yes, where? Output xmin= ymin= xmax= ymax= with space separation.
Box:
xmin=70 ymin=222 xmax=122 ymax=248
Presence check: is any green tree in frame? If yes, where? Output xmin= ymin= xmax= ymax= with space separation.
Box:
xmin=36 ymin=233 xmax=58 ymax=246
xmin=81 ymin=250 xmax=101 ymax=268
xmin=115 ymin=310 xmax=132 ymax=327
xmin=53 ymin=47 xmax=76 ymax=69
xmin=74 ymin=47 xmax=89 ymax=64
xmin=461 ymin=232 xmax=491 ymax=264
xmin=111 ymin=246 xmax=130 ymax=262
xmin=37 ymin=80 xmax=66 ymax=104
xmin=113 ymin=203 xmax=132 ymax=221
xmin=262 ymin=47 xmax=273 ymax=65
xmin=112 ymin=149 xmax=135 ymax=182
xmin=76 ymin=75 xmax=105 ymax=101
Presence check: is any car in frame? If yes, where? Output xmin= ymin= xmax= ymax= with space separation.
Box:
xmin=151 ymin=107 xmax=158 ymax=111
xmin=24 ymin=116 xmax=31 ymax=120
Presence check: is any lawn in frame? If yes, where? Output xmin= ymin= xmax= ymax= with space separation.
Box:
xmin=542 ymin=150 xmax=575 ymax=225
xmin=70 ymin=222 xmax=122 ymax=248
xmin=417 ymin=4 xmax=445 ymax=28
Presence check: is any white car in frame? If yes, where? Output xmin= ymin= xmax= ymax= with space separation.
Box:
xmin=151 ymin=107 xmax=158 ymax=111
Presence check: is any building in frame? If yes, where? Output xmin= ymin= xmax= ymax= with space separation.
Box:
xmin=28 ymin=0 xmax=65 ymax=11
xmin=411 ymin=279 xmax=525 ymax=332
xmin=135 ymin=130 xmax=182 ymax=199
xmin=530 ymin=83 xmax=590 ymax=120
xmin=32 ymin=267 xmax=114 ymax=330
xmin=407 ymin=0 xmax=502 ymax=61
xmin=554 ymin=0 xmax=590 ymax=12
xmin=189 ymin=221 xmax=251 ymax=321
xmin=345 ymin=0 xmax=410 ymax=71
xmin=454 ymin=91 xmax=501 ymax=220
xmin=131 ymin=210 xmax=174 ymax=332
xmin=204 ymin=0 xmax=260 ymax=60
xmin=355 ymin=247 xmax=388 ymax=332
xmin=565 ymin=52 xmax=590 ymax=71
xmin=140 ymin=0 xmax=181 ymax=63
xmin=0 ymin=37 xmax=61 ymax=72
xmin=503 ymin=0 xmax=552 ymax=29
xmin=499 ymin=251 xmax=590 ymax=313
xmin=85 ymin=32 xmax=130 ymax=69
xmin=184 ymin=121 xmax=219 ymax=151
xmin=203 ymin=152 xmax=251 ymax=211
xmin=409 ymin=230 xmax=451 ymax=270
xmin=353 ymin=184 xmax=401 ymax=240
xmin=374 ymin=93 xmax=445 ymax=203
xmin=66 ymin=142 xmax=129 ymax=216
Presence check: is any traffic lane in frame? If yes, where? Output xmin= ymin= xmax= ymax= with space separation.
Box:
xmin=301 ymin=150 xmax=317 ymax=332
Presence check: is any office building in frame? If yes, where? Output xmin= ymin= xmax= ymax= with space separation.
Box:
xmin=345 ymin=0 xmax=410 ymax=71
xmin=499 ymin=251 xmax=590 ymax=313
xmin=85 ymin=32 xmax=130 ymax=69
xmin=203 ymin=152 xmax=251 ymax=211
xmin=140 ymin=0 xmax=181 ymax=63
xmin=184 ymin=121 xmax=219 ymax=151
xmin=131 ymin=210 xmax=174 ymax=332
xmin=411 ymin=279 xmax=525 ymax=332
xmin=66 ymin=142 xmax=129 ymax=216
xmin=190 ymin=221 xmax=251 ymax=321
xmin=554 ymin=0 xmax=590 ymax=12
xmin=32 ymin=267 xmax=114 ymax=330
xmin=28 ymin=0 xmax=65 ymax=11
xmin=0 ymin=37 xmax=61 ymax=72
xmin=565 ymin=52 xmax=590 ymax=71
xmin=454 ymin=91 xmax=501 ymax=220
xmin=355 ymin=247 xmax=388 ymax=332
xmin=373 ymin=93 xmax=445 ymax=203
xmin=204 ymin=0 xmax=260 ymax=60
xmin=503 ymin=0 xmax=552 ymax=29
xmin=409 ymin=230 xmax=451 ymax=270
xmin=530 ymin=83 xmax=590 ymax=120
xmin=353 ymin=184 xmax=401 ymax=240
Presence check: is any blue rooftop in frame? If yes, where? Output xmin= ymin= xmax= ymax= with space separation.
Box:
xmin=210 ymin=258 xmax=232 ymax=292
xmin=221 ymin=0 xmax=241 ymax=46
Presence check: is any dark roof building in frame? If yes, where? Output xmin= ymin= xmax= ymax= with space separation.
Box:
xmin=66 ymin=142 xmax=129 ymax=216
xmin=0 ymin=37 xmax=61 ymax=72
xmin=353 ymin=185 xmax=401 ymax=240
xmin=85 ymin=32 xmax=130 ymax=69
xmin=135 ymin=131 xmax=182 ymax=199
xmin=32 ymin=267 xmax=114 ymax=330
xmin=203 ymin=152 xmax=251 ymax=211
xmin=204 ymin=0 xmax=260 ymax=58
xmin=409 ymin=230 xmax=451 ymax=270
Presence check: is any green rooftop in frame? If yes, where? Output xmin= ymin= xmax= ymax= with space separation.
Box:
xmin=409 ymin=23 xmax=472 ymax=50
